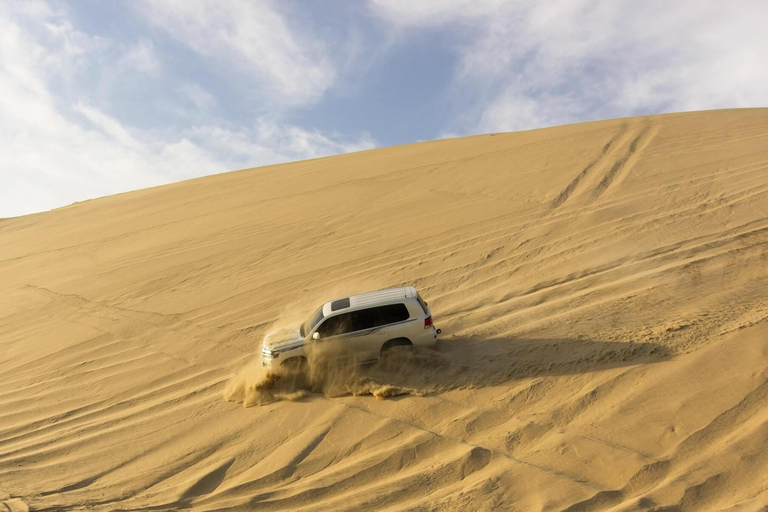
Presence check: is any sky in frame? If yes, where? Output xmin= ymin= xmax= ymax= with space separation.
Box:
xmin=1 ymin=1 xmax=767 ymax=218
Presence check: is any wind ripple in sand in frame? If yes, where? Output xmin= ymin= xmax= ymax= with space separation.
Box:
xmin=5 ymin=110 xmax=768 ymax=511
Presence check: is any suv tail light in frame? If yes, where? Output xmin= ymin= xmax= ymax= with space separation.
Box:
xmin=424 ymin=316 xmax=433 ymax=329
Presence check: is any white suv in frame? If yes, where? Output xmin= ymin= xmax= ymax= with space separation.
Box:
xmin=261 ymin=286 xmax=440 ymax=369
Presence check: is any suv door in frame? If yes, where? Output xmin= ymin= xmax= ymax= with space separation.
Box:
xmin=312 ymin=313 xmax=355 ymax=361
xmin=347 ymin=308 xmax=389 ymax=362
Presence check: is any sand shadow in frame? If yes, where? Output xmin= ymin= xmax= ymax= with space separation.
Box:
xmin=348 ymin=335 xmax=673 ymax=397
xmin=433 ymin=335 xmax=673 ymax=385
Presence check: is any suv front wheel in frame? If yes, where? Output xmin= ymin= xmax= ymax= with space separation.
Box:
xmin=280 ymin=356 xmax=307 ymax=371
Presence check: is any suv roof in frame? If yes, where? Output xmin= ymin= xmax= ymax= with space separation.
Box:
xmin=322 ymin=286 xmax=417 ymax=316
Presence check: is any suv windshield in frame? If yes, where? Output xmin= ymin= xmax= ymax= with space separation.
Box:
xmin=300 ymin=305 xmax=325 ymax=337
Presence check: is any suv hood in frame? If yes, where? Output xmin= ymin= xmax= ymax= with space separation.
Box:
xmin=263 ymin=325 xmax=304 ymax=351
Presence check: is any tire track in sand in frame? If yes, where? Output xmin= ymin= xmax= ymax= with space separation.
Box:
xmin=592 ymin=124 xmax=658 ymax=199
xmin=551 ymin=125 xmax=629 ymax=209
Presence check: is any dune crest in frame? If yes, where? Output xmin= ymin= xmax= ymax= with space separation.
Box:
xmin=2 ymin=109 xmax=768 ymax=510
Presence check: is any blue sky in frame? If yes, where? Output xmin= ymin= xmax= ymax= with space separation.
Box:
xmin=2 ymin=0 xmax=767 ymax=217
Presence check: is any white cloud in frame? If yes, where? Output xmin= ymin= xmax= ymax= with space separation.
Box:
xmin=252 ymin=120 xmax=376 ymax=160
xmin=137 ymin=0 xmax=335 ymax=106
xmin=182 ymin=121 xmax=375 ymax=171
xmin=74 ymin=103 xmax=144 ymax=150
xmin=372 ymin=0 xmax=768 ymax=133
xmin=178 ymin=82 xmax=217 ymax=112
xmin=369 ymin=0 xmax=504 ymax=27
xmin=0 ymin=3 xmax=376 ymax=218
xmin=476 ymin=93 xmax=580 ymax=135
xmin=120 ymin=39 xmax=160 ymax=74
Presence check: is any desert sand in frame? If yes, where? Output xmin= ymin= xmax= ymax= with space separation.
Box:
xmin=2 ymin=109 xmax=768 ymax=511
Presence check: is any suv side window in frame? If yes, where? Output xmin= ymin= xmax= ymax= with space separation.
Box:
xmin=316 ymin=313 xmax=353 ymax=337
xmin=350 ymin=308 xmax=376 ymax=332
xmin=373 ymin=303 xmax=410 ymax=327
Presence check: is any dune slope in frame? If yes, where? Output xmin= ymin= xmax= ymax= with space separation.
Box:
xmin=2 ymin=109 xmax=768 ymax=511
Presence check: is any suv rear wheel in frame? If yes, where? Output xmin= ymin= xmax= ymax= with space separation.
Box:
xmin=381 ymin=338 xmax=412 ymax=355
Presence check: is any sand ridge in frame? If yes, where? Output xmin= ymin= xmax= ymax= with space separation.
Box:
xmin=2 ymin=109 xmax=768 ymax=510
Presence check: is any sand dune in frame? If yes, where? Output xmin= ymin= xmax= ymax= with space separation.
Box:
xmin=2 ymin=109 xmax=768 ymax=511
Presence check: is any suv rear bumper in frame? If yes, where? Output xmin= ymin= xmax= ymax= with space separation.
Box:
xmin=413 ymin=325 xmax=439 ymax=347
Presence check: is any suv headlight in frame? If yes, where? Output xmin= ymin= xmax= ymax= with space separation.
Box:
xmin=261 ymin=346 xmax=279 ymax=359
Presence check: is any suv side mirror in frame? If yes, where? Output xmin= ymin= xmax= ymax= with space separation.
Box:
xmin=312 ymin=332 xmax=320 ymax=340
